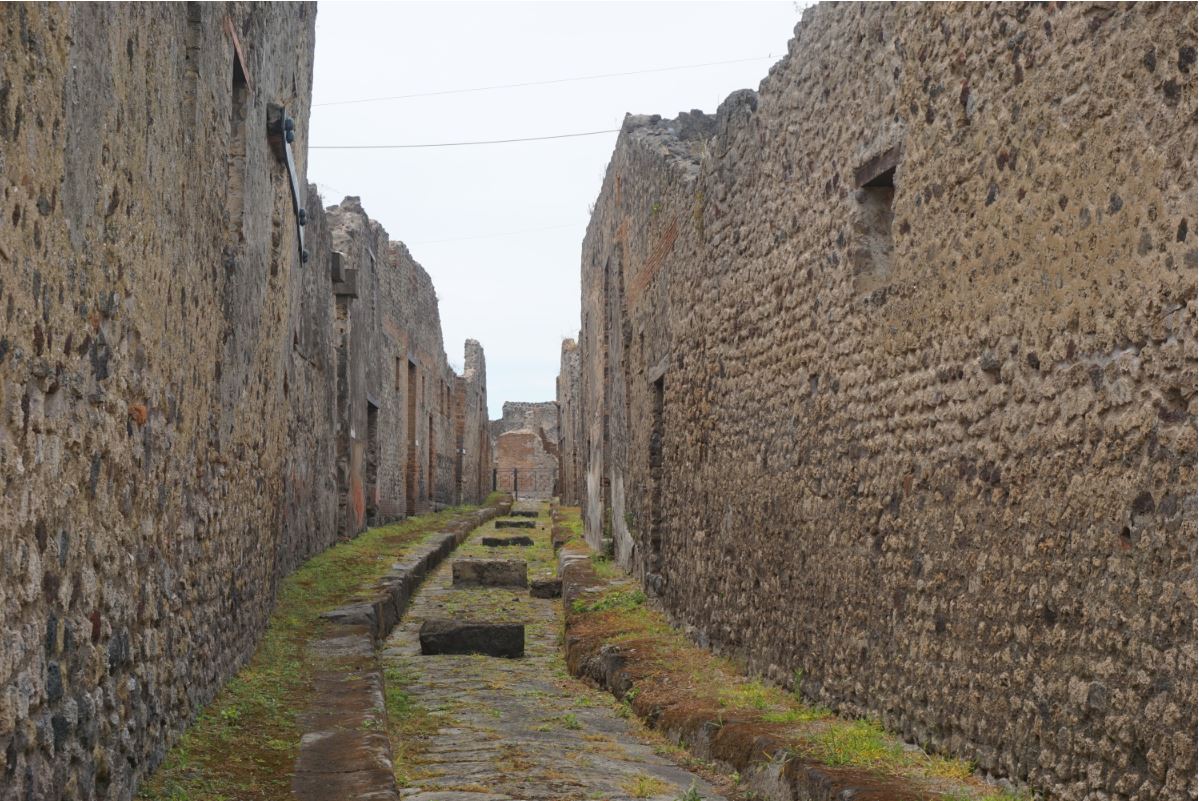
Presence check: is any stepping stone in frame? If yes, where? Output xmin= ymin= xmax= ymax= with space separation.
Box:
xmin=510 ymin=510 xmax=539 ymax=518
xmin=419 ymin=619 xmax=525 ymax=658
xmin=452 ymin=559 xmax=528 ymax=588
xmin=529 ymin=578 xmax=561 ymax=599
xmin=496 ymin=520 xmax=535 ymax=529
xmin=481 ymin=535 xmax=534 ymax=547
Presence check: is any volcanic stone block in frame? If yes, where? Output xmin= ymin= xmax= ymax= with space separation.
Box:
xmin=496 ymin=519 xmax=535 ymax=529
xmin=452 ymin=559 xmax=528 ymax=588
xmin=481 ymin=535 xmax=534 ymax=547
xmin=419 ymin=619 xmax=525 ymax=658
xmin=529 ymin=578 xmax=562 ymax=599
xmin=551 ymin=527 xmax=571 ymax=551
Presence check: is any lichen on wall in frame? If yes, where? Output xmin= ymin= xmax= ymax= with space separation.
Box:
xmin=573 ymin=4 xmax=1198 ymax=801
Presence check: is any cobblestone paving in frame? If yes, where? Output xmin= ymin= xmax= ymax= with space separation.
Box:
xmin=383 ymin=502 xmax=726 ymax=801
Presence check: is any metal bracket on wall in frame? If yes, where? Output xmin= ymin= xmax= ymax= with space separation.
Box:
xmin=267 ymin=103 xmax=308 ymax=265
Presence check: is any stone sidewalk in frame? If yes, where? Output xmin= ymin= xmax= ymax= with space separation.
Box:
xmin=383 ymin=501 xmax=726 ymax=801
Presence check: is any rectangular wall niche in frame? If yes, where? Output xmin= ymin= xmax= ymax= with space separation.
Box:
xmin=850 ymin=145 xmax=900 ymax=298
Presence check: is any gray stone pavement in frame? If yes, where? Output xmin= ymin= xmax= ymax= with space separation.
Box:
xmin=382 ymin=502 xmax=726 ymax=801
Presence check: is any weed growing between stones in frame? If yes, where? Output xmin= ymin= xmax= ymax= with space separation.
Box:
xmin=137 ymin=506 xmax=479 ymax=801
xmin=622 ymin=772 xmax=671 ymax=798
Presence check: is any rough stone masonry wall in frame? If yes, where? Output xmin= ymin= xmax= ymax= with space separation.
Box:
xmin=556 ymin=339 xmax=583 ymax=505
xmin=490 ymin=399 xmax=560 ymax=452
xmin=457 ymin=339 xmax=493 ymax=505
xmin=0 ymin=5 xmax=492 ymax=801
xmin=326 ymin=198 xmax=487 ymax=536
xmin=574 ymin=4 xmax=1197 ymax=801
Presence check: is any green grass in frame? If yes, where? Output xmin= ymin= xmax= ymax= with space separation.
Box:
xmin=138 ymin=505 xmax=480 ymax=801
xmin=571 ymin=588 xmax=645 ymax=614
xmin=621 ymin=772 xmax=670 ymax=798
xmin=589 ymin=553 xmax=621 ymax=579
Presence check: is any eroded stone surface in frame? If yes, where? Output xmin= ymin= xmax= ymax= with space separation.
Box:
xmin=481 ymin=535 xmax=535 ymax=547
xmin=384 ymin=505 xmax=726 ymax=800
xmin=451 ymin=559 xmax=528 ymax=588
xmin=419 ymin=620 xmax=525 ymax=658
xmin=560 ymin=5 xmax=1198 ymax=801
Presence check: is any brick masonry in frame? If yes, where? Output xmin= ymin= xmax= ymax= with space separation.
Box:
xmin=563 ymin=4 xmax=1197 ymax=801
xmin=0 ymin=5 xmax=490 ymax=800
xmin=491 ymin=400 xmax=559 ymax=499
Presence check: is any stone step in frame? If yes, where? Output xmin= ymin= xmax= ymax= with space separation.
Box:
xmin=529 ymin=578 xmax=562 ymax=599
xmin=509 ymin=510 xmax=539 ymax=518
xmin=452 ymin=558 xmax=528 ymax=587
xmin=495 ymin=519 xmax=535 ymax=529
xmin=419 ymin=620 xmax=525 ymax=658
xmin=481 ymin=535 xmax=534 ymax=547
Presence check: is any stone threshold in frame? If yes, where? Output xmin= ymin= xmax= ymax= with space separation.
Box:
xmin=291 ymin=499 xmax=510 ymax=801
xmin=558 ymin=543 xmax=982 ymax=801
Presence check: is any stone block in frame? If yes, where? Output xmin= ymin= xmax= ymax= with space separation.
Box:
xmin=481 ymin=535 xmax=534 ymax=547
xmin=529 ymin=578 xmax=562 ymax=599
xmin=418 ymin=619 xmax=525 ymax=658
xmin=496 ymin=520 xmax=535 ymax=529
xmin=452 ymin=559 xmax=528 ymax=588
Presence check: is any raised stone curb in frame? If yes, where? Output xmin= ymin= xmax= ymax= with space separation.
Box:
xmin=292 ymin=503 xmax=502 ymax=801
xmin=559 ymin=548 xmax=935 ymax=801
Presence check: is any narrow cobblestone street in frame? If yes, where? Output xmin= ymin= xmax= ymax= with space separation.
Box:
xmin=383 ymin=502 xmax=726 ymax=801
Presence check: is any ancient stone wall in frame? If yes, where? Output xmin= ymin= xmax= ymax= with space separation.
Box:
xmin=326 ymin=199 xmax=487 ymax=534
xmin=0 ymin=5 xmax=490 ymax=800
xmin=577 ymin=4 xmax=1197 ymax=801
xmin=556 ymin=339 xmax=583 ymax=505
xmin=494 ymin=430 xmax=558 ymax=500
xmin=457 ymin=339 xmax=493 ymax=505
xmin=490 ymin=399 xmax=559 ymax=452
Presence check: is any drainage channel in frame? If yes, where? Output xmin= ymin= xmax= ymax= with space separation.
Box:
xmin=384 ymin=500 xmax=727 ymax=801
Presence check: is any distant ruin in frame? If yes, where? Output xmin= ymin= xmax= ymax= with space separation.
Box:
xmin=491 ymin=400 xmax=559 ymax=499
xmin=0 ymin=5 xmax=490 ymax=800
xmin=560 ymin=4 xmax=1197 ymax=801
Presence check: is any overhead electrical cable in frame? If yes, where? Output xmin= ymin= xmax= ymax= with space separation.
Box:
xmin=310 ymin=129 xmax=620 ymax=150
xmin=313 ymin=55 xmax=775 ymax=107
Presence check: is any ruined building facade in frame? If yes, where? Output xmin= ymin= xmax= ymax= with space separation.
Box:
xmin=562 ymin=4 xmax=1197 ymax=801
xmin=491 ymin=400 xmax=559 ymax=500
xmin=0 ymin=5 xmax=490 ymax=800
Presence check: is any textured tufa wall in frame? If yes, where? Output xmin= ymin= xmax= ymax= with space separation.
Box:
xmin=0 ymin=5 xmax=490 ymax=800
xmin=556 ymin=339 xmax=583 ymax=505
xmin=576 ymin=4 xmax=1196 ymax=801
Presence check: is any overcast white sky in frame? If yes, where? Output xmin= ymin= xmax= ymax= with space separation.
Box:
xmin=309 ymin=1 xmax=802 ymax=418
